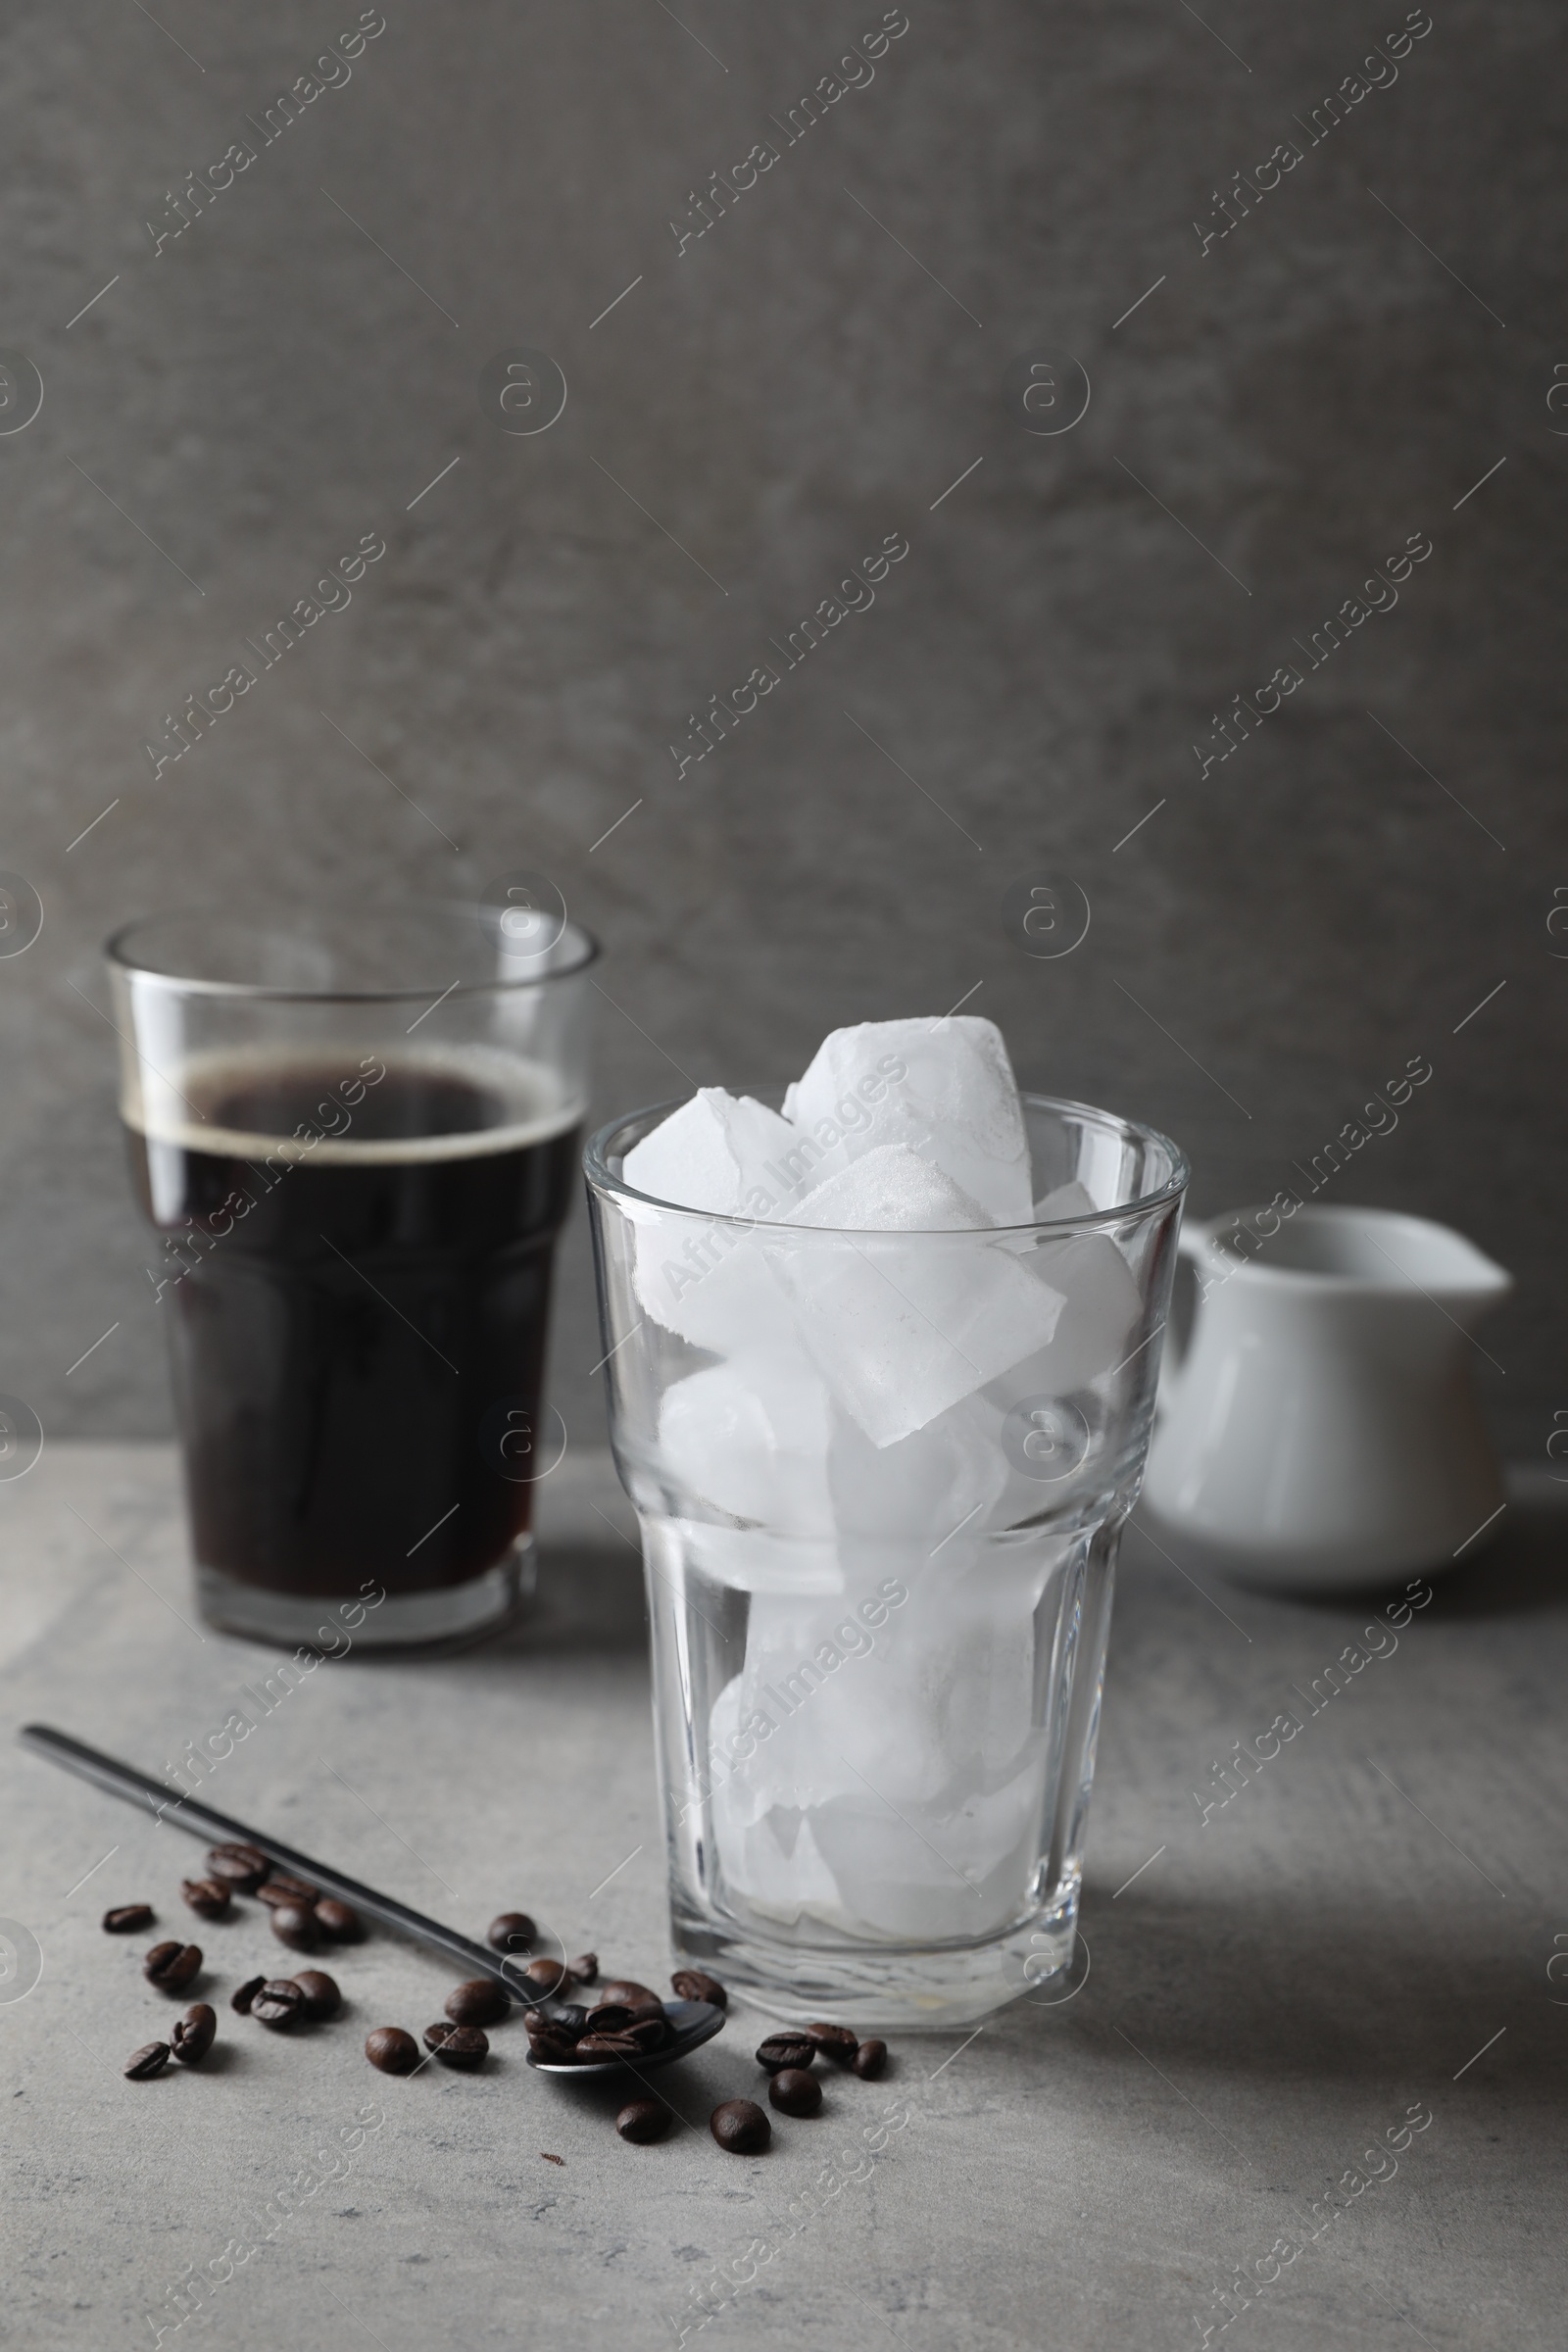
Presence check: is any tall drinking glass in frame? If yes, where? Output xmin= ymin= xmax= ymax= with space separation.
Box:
xmin=586 ymin=1094 xmax=1186 ymax=2028
xmin=109 ymin=902 xmax=596 ymax=1649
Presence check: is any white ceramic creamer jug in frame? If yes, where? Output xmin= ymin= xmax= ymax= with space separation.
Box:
xmin=1143 ymin=1202 xmax=1511 ymax=1592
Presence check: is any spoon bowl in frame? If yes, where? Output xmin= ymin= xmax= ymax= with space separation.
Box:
xmin=524 ymin=1997 xmax=725 ymax=2076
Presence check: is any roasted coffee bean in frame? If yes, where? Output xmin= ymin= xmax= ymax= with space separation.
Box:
xmin=567 ymin=1952 xmax=598 ymax=1985
xmin=250 ymin=1979 xmax=306 ymax=2028
xmin=756 ymin=2033 xmax=814 ymax=2075
xmin=102 ymin=1903 xmax=153 ymax=1935
xmin=423 ymin=2021 xmax=455 ymax=2051
xmin=124 ymin=2041 xmax=171 ymax=2080
xmin=293 ymin=1970 xmax=342 ymax=2023
xmin=805 ymin=2021 xmax=859 ymax=2064
xmin=573 ymin=2033 xmax=641 ymax=2062
xmin=445 ymin=1978 xmax=509 ymax=2029
xmin=170 ymin=2004 xmax=217 ymax=2065
xmin=524 ymin=2014 xmax=585 ymax=2061
xmin=206 ymin=1842 xmax=270 ymax=1892
xmin=521 ymin=1957 xmax=568 ymax=1996
xmin=524 ymin=2027 xmax=584 ymax=2064
xmin=626 ymin=2016 xmax=672 ymax=2053
xmin=768 ymin=2068 xmax=822 ymax=2118
xmin=854 ymin=2038 xmax=888 ymax=2080
xmin=487 ymin=1911 xmax=537 ymax=1955
xmin=258 ymin=1874 xmax=318 ymax=1908
xmin=231 ymin=1975 xmax=267 ymax=2016
xmin=270 ymin=1902 xmax=320 ymax=1952
xmin=366 ymin=2026 xmax=418 ymax=2074
xmin=314 ymin=1897 xmax=363 ymax=1941
xmin=144 ymin=1941 xmax=202 ymax=1992
xmin=670 ymin=1969 xmax=727 ymax=2009
xmin=710 ymin=2098 xmax=770 ymax=2155
xmin=585 ymin=2002 xmax=647 ymax=2035
xmin=180 ymin=1879 xmax=231 ymax=1920
xmin=524 ymin=2005 xmax=587 ymax=2043
xmin=599 ymin=1979 xmax=658 ymax=2007
xmin=616 ymin=2098 xmax=671 ymax=2143
xmin=433 ymin=2025 xmax=488 ymax=2070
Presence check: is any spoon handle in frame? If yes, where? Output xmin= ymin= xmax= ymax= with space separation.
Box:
xmin=19 ymin=1721 xmax=544 ymax=1994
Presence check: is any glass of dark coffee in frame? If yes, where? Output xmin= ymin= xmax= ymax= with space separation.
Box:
xmin=107 ymin=899 xmax=597 ymax=1649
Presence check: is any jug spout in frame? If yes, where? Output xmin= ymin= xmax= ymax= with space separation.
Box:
xmin=1352 ymin=1216 xmax=1512 ymax=1328
xmin=1192 ymin=1202 xmax=1511 ymax=1324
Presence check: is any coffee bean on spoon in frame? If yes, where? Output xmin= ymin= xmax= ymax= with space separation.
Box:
xmin=250 ymin=1980 xmax=306 ymax=2028
xmin=524 ymin=2007 xmax=586 ymax=2050
xmin=854 ymin=2038 xmax=888 ymax=2080
xmin=432 ymin=2025 xmax=488 ymax=2070
xmin=618 ymin=2015 xmax=671 ymax=2054
xmin=599 ymin=1979 xmax=658 ymax=2007
xmin=617 ymin=2098 xmax=671 ymax=2143
xmin=671 ymin=1969 xmax=727 ymax=2008
xmin=487 ymin=1912 xmax=537 ymax=1955
xmin=525 ymin=2025 xmax=585 ymax=2064
xmin=366 ymin=2027 xmax=419 ymax=2075
xmin=206 ymin=1842 xmax=270 ymax=1892
xmin=804 ymin=2022 xmax=858 ymax=2064
xmin=124 ymin=2041 xmax=172 ymax=2080
xmin=756 ymin=2033 xmax=813 ymax=2075
xmin=180 ymin=1879 xmax=231 ymax=1920
xmin=574 ymin=2033 xmax=641 ymax=2062
xmin=314 ymin=1897 xmax=363 ymax=1941
xmin=170 ymin=2004 xmax=217 ymax=2065
xmin=293 ymin=1971 xmax=342 ymax=2022
xmin=584 ymin=2002 xmax=657 ymax=2034
xmin=144 ymin=1942 xmax=202 ymax=1992
xmin=270 ymin=1903 xmax=320 ymax=1951
xmin=445 ymin=1978 xmax=509 ymax=2028
xmin=102 ymin=1904 xmax=153 ymax=1935
xmin=258 ymin=1875 xmax=318 ymax=1908
xmin=231 ymin=1975 xmax=267 ymax=2016
xmin=768 ymin=2068 xmax=822 ymax=2118
xmin=710 ymin=2099 xmax=770 ymax=2154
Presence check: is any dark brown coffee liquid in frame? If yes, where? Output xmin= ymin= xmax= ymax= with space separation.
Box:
xmin=126 ymin=1058 xmax=581 ymax=1600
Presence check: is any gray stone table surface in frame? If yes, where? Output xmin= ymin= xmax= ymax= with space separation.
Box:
xmin=2 ymin=1446 xmax=1563 ymax=2351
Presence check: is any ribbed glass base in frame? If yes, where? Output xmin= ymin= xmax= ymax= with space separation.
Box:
xmin=672 ymin=1881 xmax=1083 ymax=2033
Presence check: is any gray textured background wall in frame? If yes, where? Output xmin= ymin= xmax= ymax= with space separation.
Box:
xmin=1 ymin=0 xmax=1559 ymax=1460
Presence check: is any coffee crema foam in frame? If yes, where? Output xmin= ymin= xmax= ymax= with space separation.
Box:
xmin=126 ymin=1044 xmax=584 ymax=1166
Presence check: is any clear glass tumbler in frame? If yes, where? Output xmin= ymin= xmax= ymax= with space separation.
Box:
xmin=585 ymin=1092 xmax=1187 ymax=2028
xmin=108 ymin=900 xmax=596 ymax=1649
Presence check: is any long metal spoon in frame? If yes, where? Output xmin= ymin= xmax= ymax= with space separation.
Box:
xmin=19 ymin=1723 xmax=724 ymax=2076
